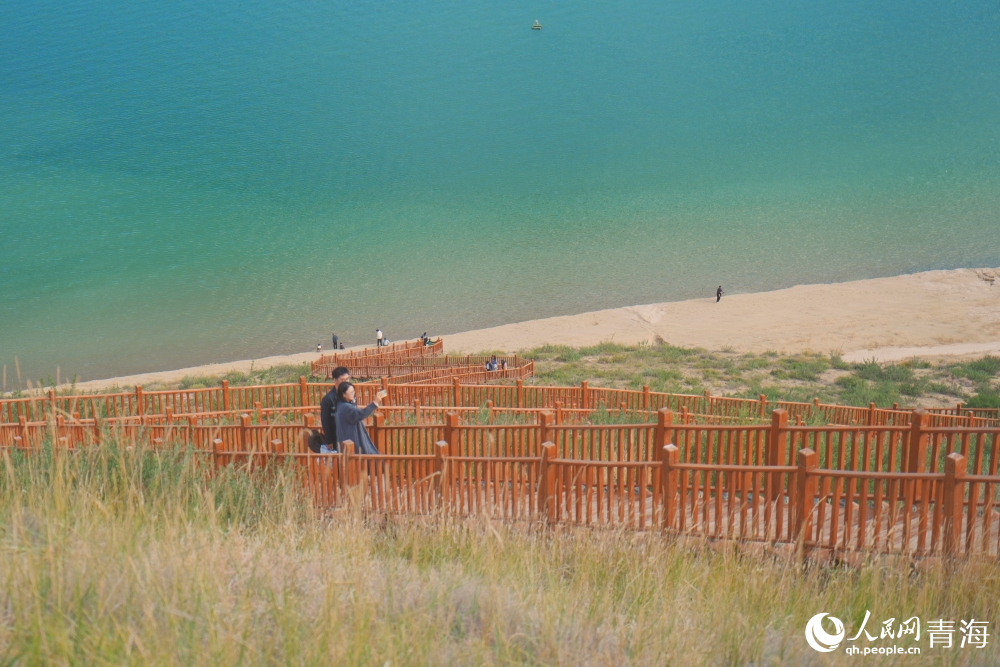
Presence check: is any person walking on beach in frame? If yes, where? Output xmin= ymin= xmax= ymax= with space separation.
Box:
xmin=716 ymin=286 xmax=724 ymax=303
xmin=375 ymin=329 xmax=383 ymax=347
xmin=334 ymin=382 xmax=387 ymax=454
xmin=319 ymin=366 xmax=350 ymax=452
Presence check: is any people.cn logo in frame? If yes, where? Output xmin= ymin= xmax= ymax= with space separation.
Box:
xmin=805 ymin=613 xmax=846 ymax=652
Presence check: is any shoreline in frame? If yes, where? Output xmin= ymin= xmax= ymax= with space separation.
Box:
xmin=61 ymin=266 xmax=1000 ymax=391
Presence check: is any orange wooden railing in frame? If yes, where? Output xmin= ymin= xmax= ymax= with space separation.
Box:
xmin=311 ymin=338 xmax=444 ymax=375
xmin=3 ymin=377 xmax=998 ymax=430
xmin=4 ymin=408 xmax=1000 ymax=559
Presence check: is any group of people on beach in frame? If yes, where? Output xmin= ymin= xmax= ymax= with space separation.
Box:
xmin=484 ymin=355 xmax=507 ymax=371
xmin=309 ymin=366 xmax=386 ymax=454
xmin=323 ymin=330 xmax=436 ymax=354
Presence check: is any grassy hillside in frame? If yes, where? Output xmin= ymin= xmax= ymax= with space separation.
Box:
xmin=1 ymin=439 xmax=997 ymax=665
xmin=8 ymin=344 xmax=1000 ymax=412
xmin=523 ymin=343 xmax=1000 ymax=410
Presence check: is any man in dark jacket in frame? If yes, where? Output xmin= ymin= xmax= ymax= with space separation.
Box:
xmin=320 ymin=366 xmax=350 ymax=452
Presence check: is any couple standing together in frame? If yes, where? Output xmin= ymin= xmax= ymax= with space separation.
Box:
xmin=317 ymin=366 xmax=386 ymax=454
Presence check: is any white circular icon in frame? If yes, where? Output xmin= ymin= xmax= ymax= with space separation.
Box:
xmin=805 ymin=613 xmax=845 ymax=652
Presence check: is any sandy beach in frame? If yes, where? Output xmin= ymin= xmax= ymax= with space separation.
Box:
xmin=73 ymin=267 xmax=999 ymax=391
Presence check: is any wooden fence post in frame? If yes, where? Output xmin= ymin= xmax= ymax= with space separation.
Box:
xmin=516 ymin=379 xmax=524 ymax=408
xmin=539 ymin=441 xmax=556 ymax=522
xmin=539 ymin=411 xmax=554 ymax=456
xmin=553 ymin=401 xmax=562 ymax=425
xmin=445 ymin=411 xmax=460 ymax=457
xmin=662 ymin=444 xmax=679 ymax=530
xmin=759 ymin=394 xmax=768 ymax=418
xmin=372 ymin=413 xmax=384 ymax=453
xmin=212 ymin=438 xmax=223 ymax=472
xmin=299 ymin=376 xmax=308 ymax=407
xmin=301 ymin=427 xmax=313 ymax=455
xmin=48 ymin=389 xmax=57 ymax=419
xmin=19 ymin=416 xmax=28 ymax=447
xmin=135 ymin=386 xmax=144 ymax=417
xmin=868 ymin=402 xmax=877 ymax=426
xmin=655 ymin=408 xmax=673 ymax=464
xmin=452 ymin=377 xmax=461 ymax=408
xmin=304 ymin=413 xmax=316 ymax=449
xmin=943 ymin=452 xmax=967 ymax=558
xmin=342 ymin=441 xmax=357 ymax=487
xmin=222 ymin=380 xmax=231 ymax=412
xmin=768 ymin=408 xmax=789 ymax=486
xmin=580 ymin=381 xmax=589 ymax=410
xmin=92 ymin=412 xmax=102 ymax=445
xmin=795 ymin=448 xmax=818 ymax=565
xmin=643 ymin=385 xmax=650 ymax=410
xmin=240 ymin=414 xmax=251 ymax=452
xmin=703 ymin=390 xmax=711 ymax=415
xmin=908 ymin=409 xmax=928 ymax=473
xmin=434 ymin=440 xmax=448 ymax=508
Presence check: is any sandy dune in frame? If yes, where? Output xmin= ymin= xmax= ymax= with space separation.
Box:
xmin=74 ymin=267 xmax=999 ymax=391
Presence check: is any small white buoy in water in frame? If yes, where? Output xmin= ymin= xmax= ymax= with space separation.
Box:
xmin=532 ymin=20 xmax=542 ymax=30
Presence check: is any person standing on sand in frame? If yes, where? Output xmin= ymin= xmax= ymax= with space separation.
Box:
xmin=376 ymin=329 xmax=383 ymax=347
xmin=716 ymin=286 xmax=724 ymax=303
xmin=334 ymin=382 xmax=387 ymax=454
xmin=332 ymin=333 xmax=339 ymax=350
xmin=319 ymin=366 xmax=350 ymax=452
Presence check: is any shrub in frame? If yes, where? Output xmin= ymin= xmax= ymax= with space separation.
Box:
xmin=951 ymin=356 xmax=1000 ymax=383
xmin=966 ymin=391 xmax=1000 ymax=409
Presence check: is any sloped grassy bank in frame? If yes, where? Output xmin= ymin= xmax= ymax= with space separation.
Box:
xmin=165 ymin=344 xmax=1000 ymax=410
xmin=0 ymin=440 xmax=998 ymax=665
xmin=14 ymin=343 xmax=1000 ymax=413
xmin=523 ymin=343 xmax=1000 ymax=410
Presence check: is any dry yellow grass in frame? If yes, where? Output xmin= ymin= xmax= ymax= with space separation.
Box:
xmin=0 ymin=438 xmax=998 ymax=665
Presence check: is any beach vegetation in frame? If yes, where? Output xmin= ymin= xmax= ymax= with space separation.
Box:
xmin=967 ymin=391 xmax=1000 ymax=409
xmin=528 ymin=342 xmax=987 ymax=410
xmin=950 ymin=356 xmax=1000 ymax=384
xmin=769 ymin=354 xmax=830 ymax=382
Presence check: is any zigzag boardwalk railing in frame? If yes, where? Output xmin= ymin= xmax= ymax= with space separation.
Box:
xmin=312 ymin=338 xmax=444 ymax=376
xmin=5 ymin=375 xmax=999 ymax=429
xmin=4 ymin=408 xmax=1000 ymax=560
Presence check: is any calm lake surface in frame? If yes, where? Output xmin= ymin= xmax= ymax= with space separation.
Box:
xmin=2 ymin=0 xmax=999 ymax=382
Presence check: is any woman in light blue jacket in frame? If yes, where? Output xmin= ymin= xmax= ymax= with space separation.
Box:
xmin=333 ymin=382 xmax=386 ymax=454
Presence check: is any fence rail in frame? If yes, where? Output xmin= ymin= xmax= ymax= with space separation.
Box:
xmin=311 ymin=338 xmax=444 ymax=376
xmin=5 ymin=409 xmax=1000 ymax=560
xmin=4 ymin=378 xmax=998 ymax=430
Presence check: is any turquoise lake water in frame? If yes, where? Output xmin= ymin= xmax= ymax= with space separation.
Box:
xmin=2 ymin=0 xmax=999 ymax=383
